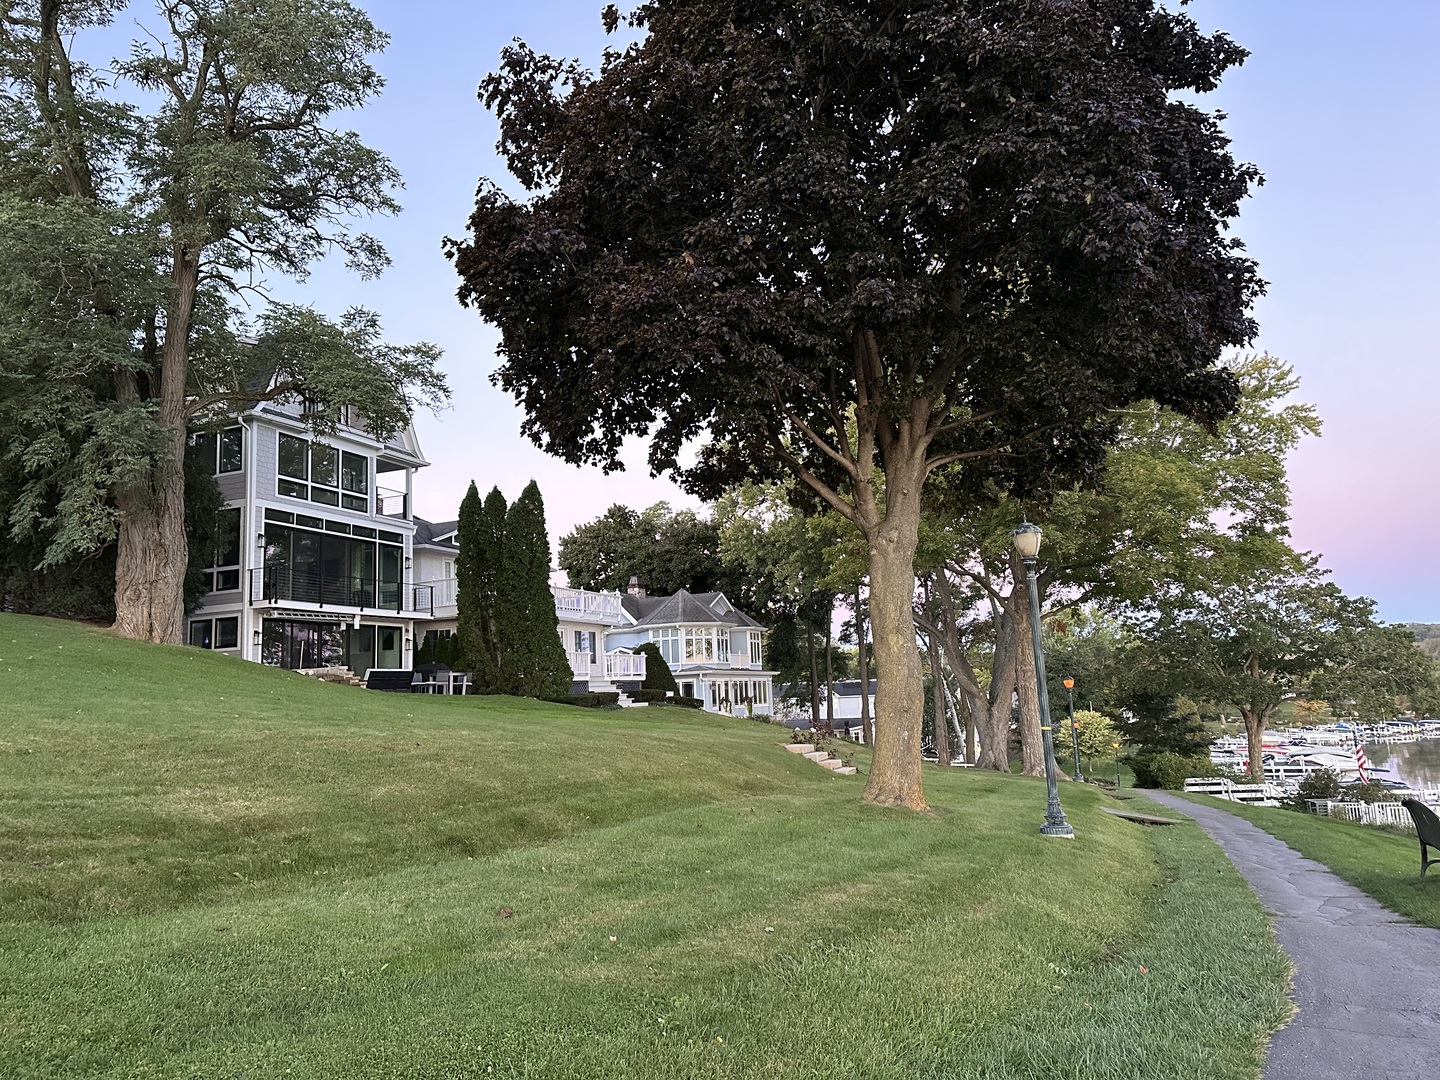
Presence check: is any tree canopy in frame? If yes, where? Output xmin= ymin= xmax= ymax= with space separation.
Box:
xmin=450 ymin=0 xmax=1261 ymax=808
xmin=0 ymin=0 xmax=445 ymax=642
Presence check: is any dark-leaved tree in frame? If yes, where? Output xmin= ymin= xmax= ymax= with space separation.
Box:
xmin=449 ymin=0 xmax=1260 ymax=808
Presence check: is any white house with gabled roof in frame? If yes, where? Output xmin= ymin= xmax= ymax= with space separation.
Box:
xmin=184 ymin=394 xmax=433 ymax=674
xmin=605 ymin=579 xmax=777 ymax=715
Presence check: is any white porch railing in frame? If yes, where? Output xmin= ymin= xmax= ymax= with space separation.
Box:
xmin=604 ymin=649 xmax=646 ymax=681
xmin=567 ymin=649 xmax=592 ymax=680
xmin=552 ymin=586 xmax=622 ymax=622
xmin=1183 ymin=776 xmax=1284 ymax=806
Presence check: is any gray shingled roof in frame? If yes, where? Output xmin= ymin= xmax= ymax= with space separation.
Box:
xmin=413 ymin=517 xmax=459 ymax=546
xmin=620 ymin=588 xmax=764 ymax=629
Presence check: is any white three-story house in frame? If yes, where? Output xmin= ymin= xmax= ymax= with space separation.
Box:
xmin=185 ymin=397 xmax=434 ymax=673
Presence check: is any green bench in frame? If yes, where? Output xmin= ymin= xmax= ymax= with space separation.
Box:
xmin=1400 ymin=799 xmax=1440 ymax=877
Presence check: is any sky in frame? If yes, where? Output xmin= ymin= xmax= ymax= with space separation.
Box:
xmin=96 ymin=1 xmax=1440 ymax=620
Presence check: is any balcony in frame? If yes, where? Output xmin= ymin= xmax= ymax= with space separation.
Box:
xmin=567 ymin=648 xmax=646 ymax=684
xmin=551 ymin=586 xmax=623 ymax=622
xmin=375 ymin=485 xmax=409 ymax=519
xmin=248 ymin=568 xmax=434 ymax=615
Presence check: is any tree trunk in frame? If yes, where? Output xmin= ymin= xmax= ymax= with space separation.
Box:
xmin=861 ymin=484 xmax=926 ymax=810
xmin=824 ymin=603 xmax=834 ymax=733
xmin=856 ymin=586 xmax=871 ymax=745
xmin=1241 ymin=706 xmax=1270 ymax=780
xmin=112 ymin=251 xmax=198 ymax=643
xmin=928 ymin=629 xmax=949 ymax=767
xmin=1009 ymin=567 xmax=1047 ymax=777
xmin=808 ymin=623 xmax=821 ymax=726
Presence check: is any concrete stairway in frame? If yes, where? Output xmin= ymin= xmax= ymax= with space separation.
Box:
xmin=300 ymin=665 xmax=364 ymax=687
xmin=783 ymin=742 xmax=858 ymax=776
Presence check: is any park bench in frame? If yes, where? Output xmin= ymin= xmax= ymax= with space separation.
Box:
xmin=363 ymin=668 xmax=417 ymax=693
xmin=1401 ymin=798 xmax=1440 ymax=878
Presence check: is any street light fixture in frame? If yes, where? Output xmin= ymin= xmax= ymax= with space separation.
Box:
xmin=1012 ymin=520 xmax=1074 ymax=839
xmin=1063 ymin=676 xmax=1083 ymax=783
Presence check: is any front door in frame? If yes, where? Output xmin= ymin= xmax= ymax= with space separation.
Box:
xmin=376 ymin=625 xmax=401 ymax=668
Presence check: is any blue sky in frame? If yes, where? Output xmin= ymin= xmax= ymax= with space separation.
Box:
xmin=97 ymin=1 xmax=1440 ymax=620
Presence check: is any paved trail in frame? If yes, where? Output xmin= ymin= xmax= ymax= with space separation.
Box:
xmin=1144 ymin=791 xmax=1440 ymax=1079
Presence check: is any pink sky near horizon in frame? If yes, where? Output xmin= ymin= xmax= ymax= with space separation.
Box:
xmin=92 ymin=1 xmax=1436 ymax=619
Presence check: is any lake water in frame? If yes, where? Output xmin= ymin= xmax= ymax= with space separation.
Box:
xmin=1363 ymin=740 xmax=1440 ymax=789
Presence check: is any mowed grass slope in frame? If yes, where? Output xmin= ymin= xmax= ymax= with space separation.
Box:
xmin=0 ymin=615 xmax=1290 ymax=1079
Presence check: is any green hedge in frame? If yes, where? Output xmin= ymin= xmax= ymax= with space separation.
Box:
xmin=673 ymin=696 xmax=704 ymax=710
xmin=559 ymin=692 xmax=621 ymax=709
xmin=1130 ymin=752 xmax=1228 ymax=790
xmin=629 ymin=688 xmax=668 ymax=703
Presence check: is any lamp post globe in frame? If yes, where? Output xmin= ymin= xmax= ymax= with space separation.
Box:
xmin=1012 ymin=521 xmax=1073 ymax=838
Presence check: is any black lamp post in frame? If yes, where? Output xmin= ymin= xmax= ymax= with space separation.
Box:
xmin=1063 ymin=676 xmax=1083 ymax=783
xmin=1013 ymin=521 xmax=1074 ymax=839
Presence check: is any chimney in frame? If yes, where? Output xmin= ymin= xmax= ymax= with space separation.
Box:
xmin=627 ymin=575 xmax=646 ymax=598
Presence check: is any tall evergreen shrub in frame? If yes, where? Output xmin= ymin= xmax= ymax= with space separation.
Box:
xmin=455 ymin=482 xmax=485 ymax=680
xmin=474 ymin=486 xmax=508 ymax=691
xmin=497 ymin=481 xmax=573 ymax=699
xmin=636 ymin=642 xmax=678 ymax=694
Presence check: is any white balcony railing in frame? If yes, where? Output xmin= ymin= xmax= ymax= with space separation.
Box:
xmin=604 ymin=649 xmax=646 ymax=681
xmin=567 ymin=649 xmax=591 ymax=680
xmin=426 ymin=577 xmax=458 ymax=610
xmin=552 ymin=586 xmax=622 ymax=622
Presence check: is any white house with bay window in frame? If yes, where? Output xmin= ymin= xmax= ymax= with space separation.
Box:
xmin=606 ymin=582 xmax=777 ymax=716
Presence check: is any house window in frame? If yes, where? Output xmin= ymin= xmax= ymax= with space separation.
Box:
xmin=278 ymin=433 xmax=308 ymax=497
xmin=278 ymin=434 xmax=370 ymax=512
xmin=200 ymin=507 xmax=242 ymax=593
xmin=749 ymin=632 xmax=762 ymax=666
xmin=310 ymin=444 xmax=340 ymax=506
xmin=650 ymin=628 xmax=680 ymax=666
xmin=716 ymin=631 xmax=729 ymax=663
xmin=341 ymin=451 xmax=368 ymax=511
xmin=573 ymin=630 xmax=597 ymax=663
xmin=189 ymin=427 xmax=243 ymax=475
xmin=684 ymin=628 xmax=715 ymax=662
xmin=188 ymin=616 xmax=237 ymax=650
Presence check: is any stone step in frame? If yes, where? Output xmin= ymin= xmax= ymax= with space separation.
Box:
xmin=802 ymin=751 xmax=829 ymax=762
xmin=819 ymin=758 xmax=844 ymax=770
xmin=834 ymin=766 xmax=858 ymax=776
xmin=784 ymin=743 xmax=816 ymax=754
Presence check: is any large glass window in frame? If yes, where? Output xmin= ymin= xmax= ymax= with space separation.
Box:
xmin=310 ymin=444 xmax=340 ymax=505
xmin=189 ymin=427 xmax=243 ymax=475
xmin=188 ymin=616 xmax=237 ymax=650
xmin=278 ymin=435 xmax=370 ymax=512
xmin=684 ymin=628 xmax=715 ymax=662
xmin=716 ymin=631 xmax=729 ymax=663
xmin=341 ymin=452 xmax=369 ymax=512
xmin=202 ymin=507 xmax=242 ymax=593
xmin=650 ymin=628 xmax=680 ymax=665
xmin=278 ymin=433 xmax=308 ymax=498
xmin=749 ymin=632 xmax=762 ymax=666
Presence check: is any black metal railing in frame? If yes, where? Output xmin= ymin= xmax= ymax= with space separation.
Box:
xmin=249 ymin=568 xmax=434 ymax=614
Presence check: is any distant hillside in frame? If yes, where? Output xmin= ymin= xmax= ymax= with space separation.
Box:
xmin=1406 ymin=624 xmax=1440 ymax=660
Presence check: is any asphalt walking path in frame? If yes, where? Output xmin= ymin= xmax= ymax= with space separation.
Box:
xmin=1145 ymin=790 xmax=1440 ymax=1080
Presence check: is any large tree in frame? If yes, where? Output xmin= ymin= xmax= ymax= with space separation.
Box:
xmin=449 ymin=0 xmax=1259 ymax=808
xmin=1134 ymin=560 xmax=1432 ymax=778
xmin=0 ymin=1 xmax=445 ymax=643
xmin=558 ymin=502 xmax=736 ymax=596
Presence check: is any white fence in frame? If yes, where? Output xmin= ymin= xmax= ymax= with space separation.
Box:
xmin=1183 ymin=777 xmax=1283 ymax=806
xmin=1304 ymin=800 xmax=1416 ymax=830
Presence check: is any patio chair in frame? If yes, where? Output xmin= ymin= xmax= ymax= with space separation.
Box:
xmin=1400 ymin=799 xmax=1440 ymax=877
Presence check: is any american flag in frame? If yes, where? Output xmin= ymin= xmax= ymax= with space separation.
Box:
xmin=1354 ymin=740 xmax=1370 ymax=783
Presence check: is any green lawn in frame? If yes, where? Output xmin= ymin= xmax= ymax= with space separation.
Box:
xmin=1178 ymin=794 xmax=1440 ymax=929
xmin=1 ymin=615 xmax=1290 ymax=1078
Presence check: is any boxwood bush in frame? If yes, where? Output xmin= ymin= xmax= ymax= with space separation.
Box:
xmin=1130 ymin=751 xmax=1227 ymax=790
